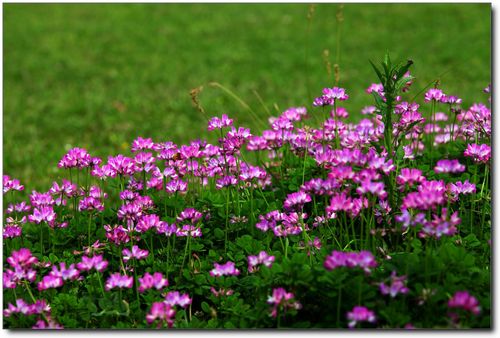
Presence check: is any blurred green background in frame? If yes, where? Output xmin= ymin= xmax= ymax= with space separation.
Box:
xmin=3 ymin=3 xmax=491 ymax=191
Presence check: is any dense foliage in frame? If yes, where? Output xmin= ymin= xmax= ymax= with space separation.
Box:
xmin=3 ymin=57 xmax=491 ymax=329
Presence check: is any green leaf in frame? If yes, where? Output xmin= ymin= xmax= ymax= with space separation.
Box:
xmin=214 ymin=228 xmax=224 ymax=240
xmin=201 ymin=301 xmax=211 ymax=314
xmin=369 ymin=60 xmax=384 ymax=83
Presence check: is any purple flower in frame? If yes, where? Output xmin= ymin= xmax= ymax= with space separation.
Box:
xmin=283 ymin=191 xmax=312 ymax=211
xmin=324 ymin=250 xmax=377 ymax=274
xmin=210 ymin=287 xmax=234 ymax=297
xmin=3 ymin=175 xmax=25 ymax=194
xmin=396 ymin=168 xmax=425 ymax=189
xmin=76 ymin=255 xmax=109 ymax=273
xmin=177 ymin=208 xmax=203 ymax=224
xmin=49 ymin=262 xmax=80 ymax=281
xmin=58 ymin=147 xmax=92 ymax=169
xmin=208 ymin=114 xmax=234 ymax=131
xmin=136 ymin=214 xmax=164 ymax=233
xmin=105 ymin=273 xmax=134 ymax=291
xmin=267 ymin=287 xmax=301 ymax=318
xmin=248 ymin=251 xmax=275 ymax=273
xmin=146 ymin=302 xmax=175 ymax=328
xmin=434 ymin=159 xmax=465 ymax=174
xmin=38 ymin=275 xmax=64 ymax=291
xmin=347 ymin=306 xmax=376 ymax=328
xmin=3 ymin=224 xmax=22 ymax=239
xmin=464 ymin=143 xmax=491 ymax=163
xmin=131 ymin=137 xmax=156 ymax=153
xmin=7 ymin=248 xmax=38 ymax=269
xmin=103 ymin=154 xmax=140 ymax=177
xmin=28 ymin=206 xmax=57 ymax=225
xmin=122 ymin=245 xmax=149 ymax=262
xmin=313 ymin=87 xmax=349 ymax=106
xmin=165 ymin=179 xmax=188 ymax=194
xmin=448 ymin=291 xmax=481 ymax=315
xmin=447 ymin=180 xmax=476 ymax=201
xmin=32 ymin=318 xmax=64 ymax=329
xmin=164 ymin=291 xmax=192 ymax=308
xmin=210 ymin=261 xmax=240 ymax=277
xmin=379 ymin=271 xmax=409 ymax=298
xmin=420 ymin=208 xmax=460 ymax=239
xmin=138 ymin=272 xmax=169 ymax=293
xmin=424 ymin=88 xmax=445 ymax=102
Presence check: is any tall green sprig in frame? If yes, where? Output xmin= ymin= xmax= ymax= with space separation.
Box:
xmin=369 ymin=53 xmax=413 ymax=215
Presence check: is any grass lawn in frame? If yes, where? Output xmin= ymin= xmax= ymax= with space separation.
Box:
xmin=3 ymin=3 xmax=491 ymax=191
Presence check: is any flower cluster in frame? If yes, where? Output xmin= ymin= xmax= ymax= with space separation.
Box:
xmin=346 ymin=306 xmax=376 ymax=328
xmin=247 ymin=251 xmax=275 ymax=273
xmin=448 ymin=291 xmax=481 ymax=316
xmin=209 ymin=261 xmax=240 ymax=277
xmin=324 ymin=250 xmax=378 ymax=274
xmin=267 ymin=287 xmax=302 ymax=318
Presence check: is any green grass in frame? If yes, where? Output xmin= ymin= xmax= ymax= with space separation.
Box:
xmin=3 ymin=3 xmax=491 ymax=190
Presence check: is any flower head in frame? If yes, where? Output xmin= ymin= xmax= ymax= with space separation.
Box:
xmin=347 ymin=306 xmax=376 ymax=328
xmin=209 ymin=261 xmax=240 ymax=277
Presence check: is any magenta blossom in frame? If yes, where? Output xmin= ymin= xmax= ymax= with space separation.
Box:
xmin=210 ymin=261 xmax=240 ymax=277
xmin=76 ymin=255 xmax=109 ymax=273
xmin=208 ymin=114 xmax=234 ymax=131
xmin=105 ymin=273 xmax=134 ymax=291
xmin=122 ymin=245 xmax=149 ymax=263
xmin=324 ymin=250 xmax=378 ymax=274
xmin=434 ymin=159 xmax=465 ymax=174
xmin=347 ymin=306 xmax=376 ymax=328
xmin=58 ymin=147 xmax=92 ymax=169
xmin=267 ymin=287 xmax=302 ymax=318
xmin=138 ymin=272 xmax=168 ymax=293
xmin=37 ymin=275 xmax=64 ymax=291
xmin=164 ymin=291 xmax=192 ymax=308
xmin=247 ymin=251 xmax=275 ymax=273
xmin=448 ymin=291 xmax=481 ymax=316
xmin=3 ymin=175 xmax=25 ymax=193
xmin=146 ymin=302 xmax=175 ymax=328
xmin=283 ymin=191 xmax=312 ymax=211
xmin=464 ymin=143 xmax=491 ymax=164
xmin=379 ymin=271 xmax=409 ymax=298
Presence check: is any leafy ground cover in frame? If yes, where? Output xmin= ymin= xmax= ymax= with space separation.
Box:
xmin=3 ymin=55 xmax=491 ymax=329
xmin=3 ymin=3 xmax=491 ymax=190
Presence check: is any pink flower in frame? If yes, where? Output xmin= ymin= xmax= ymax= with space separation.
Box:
xmin=131 ymin=137 xmax=156 ymax=153
xmin=58 ymin=147 xmax=92 ymax=169
xmin=105 ymin=273 xmax=133 ymax=291
xmin=76 ymin=255 xmax=109 ymax=273
xmin=448 ymin=291 xmax=481 ymax=315
xmin=396 ymin=168 xmax=425 ymax=189
xmin=324 ymin=250 xmax=377 ymax=274
xmin=49 ymin=262 xmax=80 ymax=281
xmin=464 ymin=143 xmax=491 ymax=163
xmin=37 ymin=275 xmax=64 ymax=291
xmin=267 ymin=287 xmax=301 ymax=318
xmin=210 ymin=287 xmax=234 ymax=297
xmin=208 ymin=114 xmax=234 ymax=131
xmin=122 ymin=245 xmax=149 ymax=262
xmin=434 ymin=159 xmax=465 ymax=174
xmin=379 ymin=271 xmax=409 ymax=298
xmin=3 ymin=175 xmax=25 ymax=193
xmin=210 ymin=261 xmax=240 ymax=277
xmin=164 ymin=291 xmax=192 ymax=308
xmin=347 ymin=306 xmax=376 ymax=328
xmin=146 ymin=302 xmax=175 ymax=328
xmin=283 ymin=191 xmax=312 ymax=211
xmin=28 ymin=206 xmax=57 ymax=225
xmin=248 ymin=251 xmax=275 ymax=273
xmin=424 ymin=88 xmax=445 ymax=102
xmin=138 ymin=272 xmax=168 ymax=293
